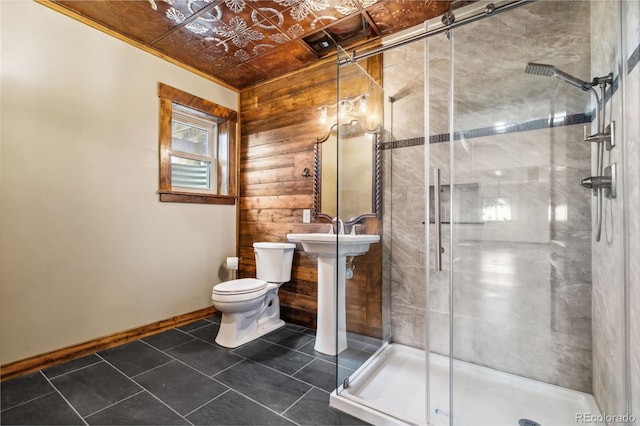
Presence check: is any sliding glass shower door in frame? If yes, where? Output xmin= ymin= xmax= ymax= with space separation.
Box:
xmin=435 ymin=1 xmax=626 ymax=425
xmin=333 ymin=1 xmax=632 ymax=425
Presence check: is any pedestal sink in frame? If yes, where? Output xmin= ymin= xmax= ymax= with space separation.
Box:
xmin=286 ymin=233 xmax=380 ymax=356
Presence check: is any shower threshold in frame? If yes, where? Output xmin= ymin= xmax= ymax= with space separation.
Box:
xmin=330 ymin=344 xmax=601 ymax=426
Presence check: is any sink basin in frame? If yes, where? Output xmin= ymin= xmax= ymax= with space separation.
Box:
xmin=286 ymin=233 xmax=380 ymax=257
xmin=287 ymin=232 xmax=380 ymax=356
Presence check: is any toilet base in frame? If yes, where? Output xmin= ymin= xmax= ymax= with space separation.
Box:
xmin=216 ymin=316 xmax=285 ymax=348
xmin=214 ymin=290 xmax=285 ymax=348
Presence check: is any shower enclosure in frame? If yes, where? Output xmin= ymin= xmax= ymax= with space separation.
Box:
xmin=330 ymin=1 xmax=637 ymax=425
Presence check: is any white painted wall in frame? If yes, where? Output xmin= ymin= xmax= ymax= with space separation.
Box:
xmin=0 ymin=1 xmax=238 ymax=364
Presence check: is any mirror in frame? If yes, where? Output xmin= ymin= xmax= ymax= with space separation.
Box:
xmin=313 ymin=122 xmax=381 ymax=223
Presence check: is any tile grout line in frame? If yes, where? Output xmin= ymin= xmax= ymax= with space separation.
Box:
xmin=280 ymin=386 xmax=315 ymax=417
xmin=96 ymin=355 xmax=194 ymax=426
xmin=177 ymin=323 xmax=247 ymax=350
xmin=129 ymin=358 xmax=175 ymax=379
xmin=0 ymin=389 xmax=57 ymax=414
xmin=39 ymin=370 xmax=90 ymax=425
xmin=225 ymin=357 xmax=321 ymax=390
xmin=210 ymin=386 xmax=302 ymax=426
xmin=256 ymin=337 xmax=327 ymax=362
xmin=290 ymin=358 xmax=318 ymax=377
xmin=295 ymin=340 xmax=340 ymax=364
xmin=233 ymin=340 xmax=317 ymax=366
xmin=182 ymin=388 xmax=231 ymax=418
xmin=142 ymin=332 xmax=197 ymax=352
xmin=138 ymin=332 xmax=249 ymax=379
xmin=137 ymin=338 xmax=245 ymax=388
xmin=141 ymin=387 xmax=196 ymax=426
xmin=82 ymin=390 xmax=146 ymax=419
xmin=44 ymin=359 xmax=105 ymax=380
xmin=178 ymin=322 xmax=215 ymax=334
xmin=209 ymin=358 xmax=248 ymax=378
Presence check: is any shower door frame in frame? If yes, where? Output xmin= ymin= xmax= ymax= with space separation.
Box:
xmin=333 ymin=1 xmax=633 ymax=425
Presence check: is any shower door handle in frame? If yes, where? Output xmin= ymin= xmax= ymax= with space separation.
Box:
xmin=434 ymin=168 xmax=443 ymax=271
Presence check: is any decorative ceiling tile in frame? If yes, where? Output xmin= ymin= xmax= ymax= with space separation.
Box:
xmin=252 ymin=0 xmax=360 ymax=33
xmin=246 ymin=40 xmax=318 ymax=75
xmin=246 ymin=2 xmax=329 ymax=41
xmin=214 ymin=63 xmax=265 ymax=87
xmin=276 ymin=10 xmax=320 ymax=39
xmin=152 ymin=0 xmax=226 ymax=36
xmin=325 ymin=0 xmax=361 ymax=18
xmin=55 ymin=0 xmax=177 ymax=44
xmin=355 ymin=0 xmax=378 ymax=9
xmin=152 ymin=28 xmax=240 ymax=74
xmin=412 ymin=1 xmax=455 ymax=22
xmin=50 ymin=0 xmax=453 ymax=88
xmin=225 ymin=37 xmax=278 ymax=62
xmin=213 ymin=18 xmax=286 ymax=62
xmin=215 ymin=16 xmax=267 ymax=47
xmin=368 ymin=1 xmax=451 ymax=35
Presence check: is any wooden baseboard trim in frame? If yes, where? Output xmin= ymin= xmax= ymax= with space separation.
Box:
xmin=1 ymin=306 xmax=217 ymax=381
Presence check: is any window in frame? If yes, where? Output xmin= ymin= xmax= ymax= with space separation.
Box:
xmin=171 ymin=107 xmax=217 ymax=191
xmin=482 ymin=197 xmax=512 ymax=221
xmin=157 ymin=83 xmax=237 ymax=204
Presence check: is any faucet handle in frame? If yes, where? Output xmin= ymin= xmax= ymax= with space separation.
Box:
xmin=350 ymin=224 xmax=362 ymax=235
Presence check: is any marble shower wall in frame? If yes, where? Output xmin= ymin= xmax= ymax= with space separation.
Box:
xmin=382 ymin=38 xmax=427 ymax=348
xmin=383 ymin=1 xmax=595 ymax=393
xmin=625 ymin=1 xmax=640 ymax=420
xmin=620 ymin=2 xmax=640 ymax=421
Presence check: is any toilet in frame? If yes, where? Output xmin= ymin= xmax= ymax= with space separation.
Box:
xmin=211 ymin=242 xmax=295 ymax=348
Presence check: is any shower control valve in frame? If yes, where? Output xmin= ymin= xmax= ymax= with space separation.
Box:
xmin=580 ymin=164 xmax=616 ymax=199
xmin=580 ymin=176 xmax=611 ymax=190
xmin=583 ymin=121 xmax=615 ymax=151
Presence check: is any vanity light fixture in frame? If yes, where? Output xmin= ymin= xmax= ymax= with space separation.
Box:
xmin=318 ymin=94 xmax=368 ymax=124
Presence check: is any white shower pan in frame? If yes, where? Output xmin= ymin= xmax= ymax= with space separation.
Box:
xmin=330 ymin=344 xmax=601 ymax=426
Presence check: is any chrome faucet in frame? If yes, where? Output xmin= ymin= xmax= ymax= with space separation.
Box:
xmin=330 ymin=217 xmax=345 ymax=235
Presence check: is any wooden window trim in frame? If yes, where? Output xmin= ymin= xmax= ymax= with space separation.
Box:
xmin=158 ymin=83 xmax=238 ymax=204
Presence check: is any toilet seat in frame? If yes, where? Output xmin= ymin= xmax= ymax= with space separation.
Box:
xmin=214 ymin=278 xmax=267 ymax=294
xmin=212 ymin=278 xmax=269 ymax=303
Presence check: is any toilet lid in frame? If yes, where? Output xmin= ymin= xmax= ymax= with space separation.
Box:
xmin=213 ymin=278 xmax=267 ymax=295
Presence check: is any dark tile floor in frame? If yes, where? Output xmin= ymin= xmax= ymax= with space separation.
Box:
xmin=1 ymin=315 xmax=379 ymax=425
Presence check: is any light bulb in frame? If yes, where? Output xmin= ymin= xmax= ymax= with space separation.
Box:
xmin=338 ymin=100 xmax=351 ymax=120
xmin=319 ymin=105 xmax=327 ymax=124
xmin=358 ymin=95 xmax=367 ymax=114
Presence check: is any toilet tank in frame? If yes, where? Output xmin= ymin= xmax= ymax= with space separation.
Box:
xmin=253 ymin=242 xmax=296 ymax=283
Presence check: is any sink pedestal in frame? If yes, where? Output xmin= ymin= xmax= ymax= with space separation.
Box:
xmin=316 ymin=255 xmax=348 ymax=356
xmin=286 ymin=233 xmax=380 ymax=357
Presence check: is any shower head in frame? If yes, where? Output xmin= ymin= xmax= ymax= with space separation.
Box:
xmin=524 ymin=62 xmax=556 ymax=77
xmin=525 ymin=62 xmax=591 ymax=92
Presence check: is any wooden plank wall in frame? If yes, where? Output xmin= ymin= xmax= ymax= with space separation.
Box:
xmin=239 ymin=56 xmax=383 ymax=338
